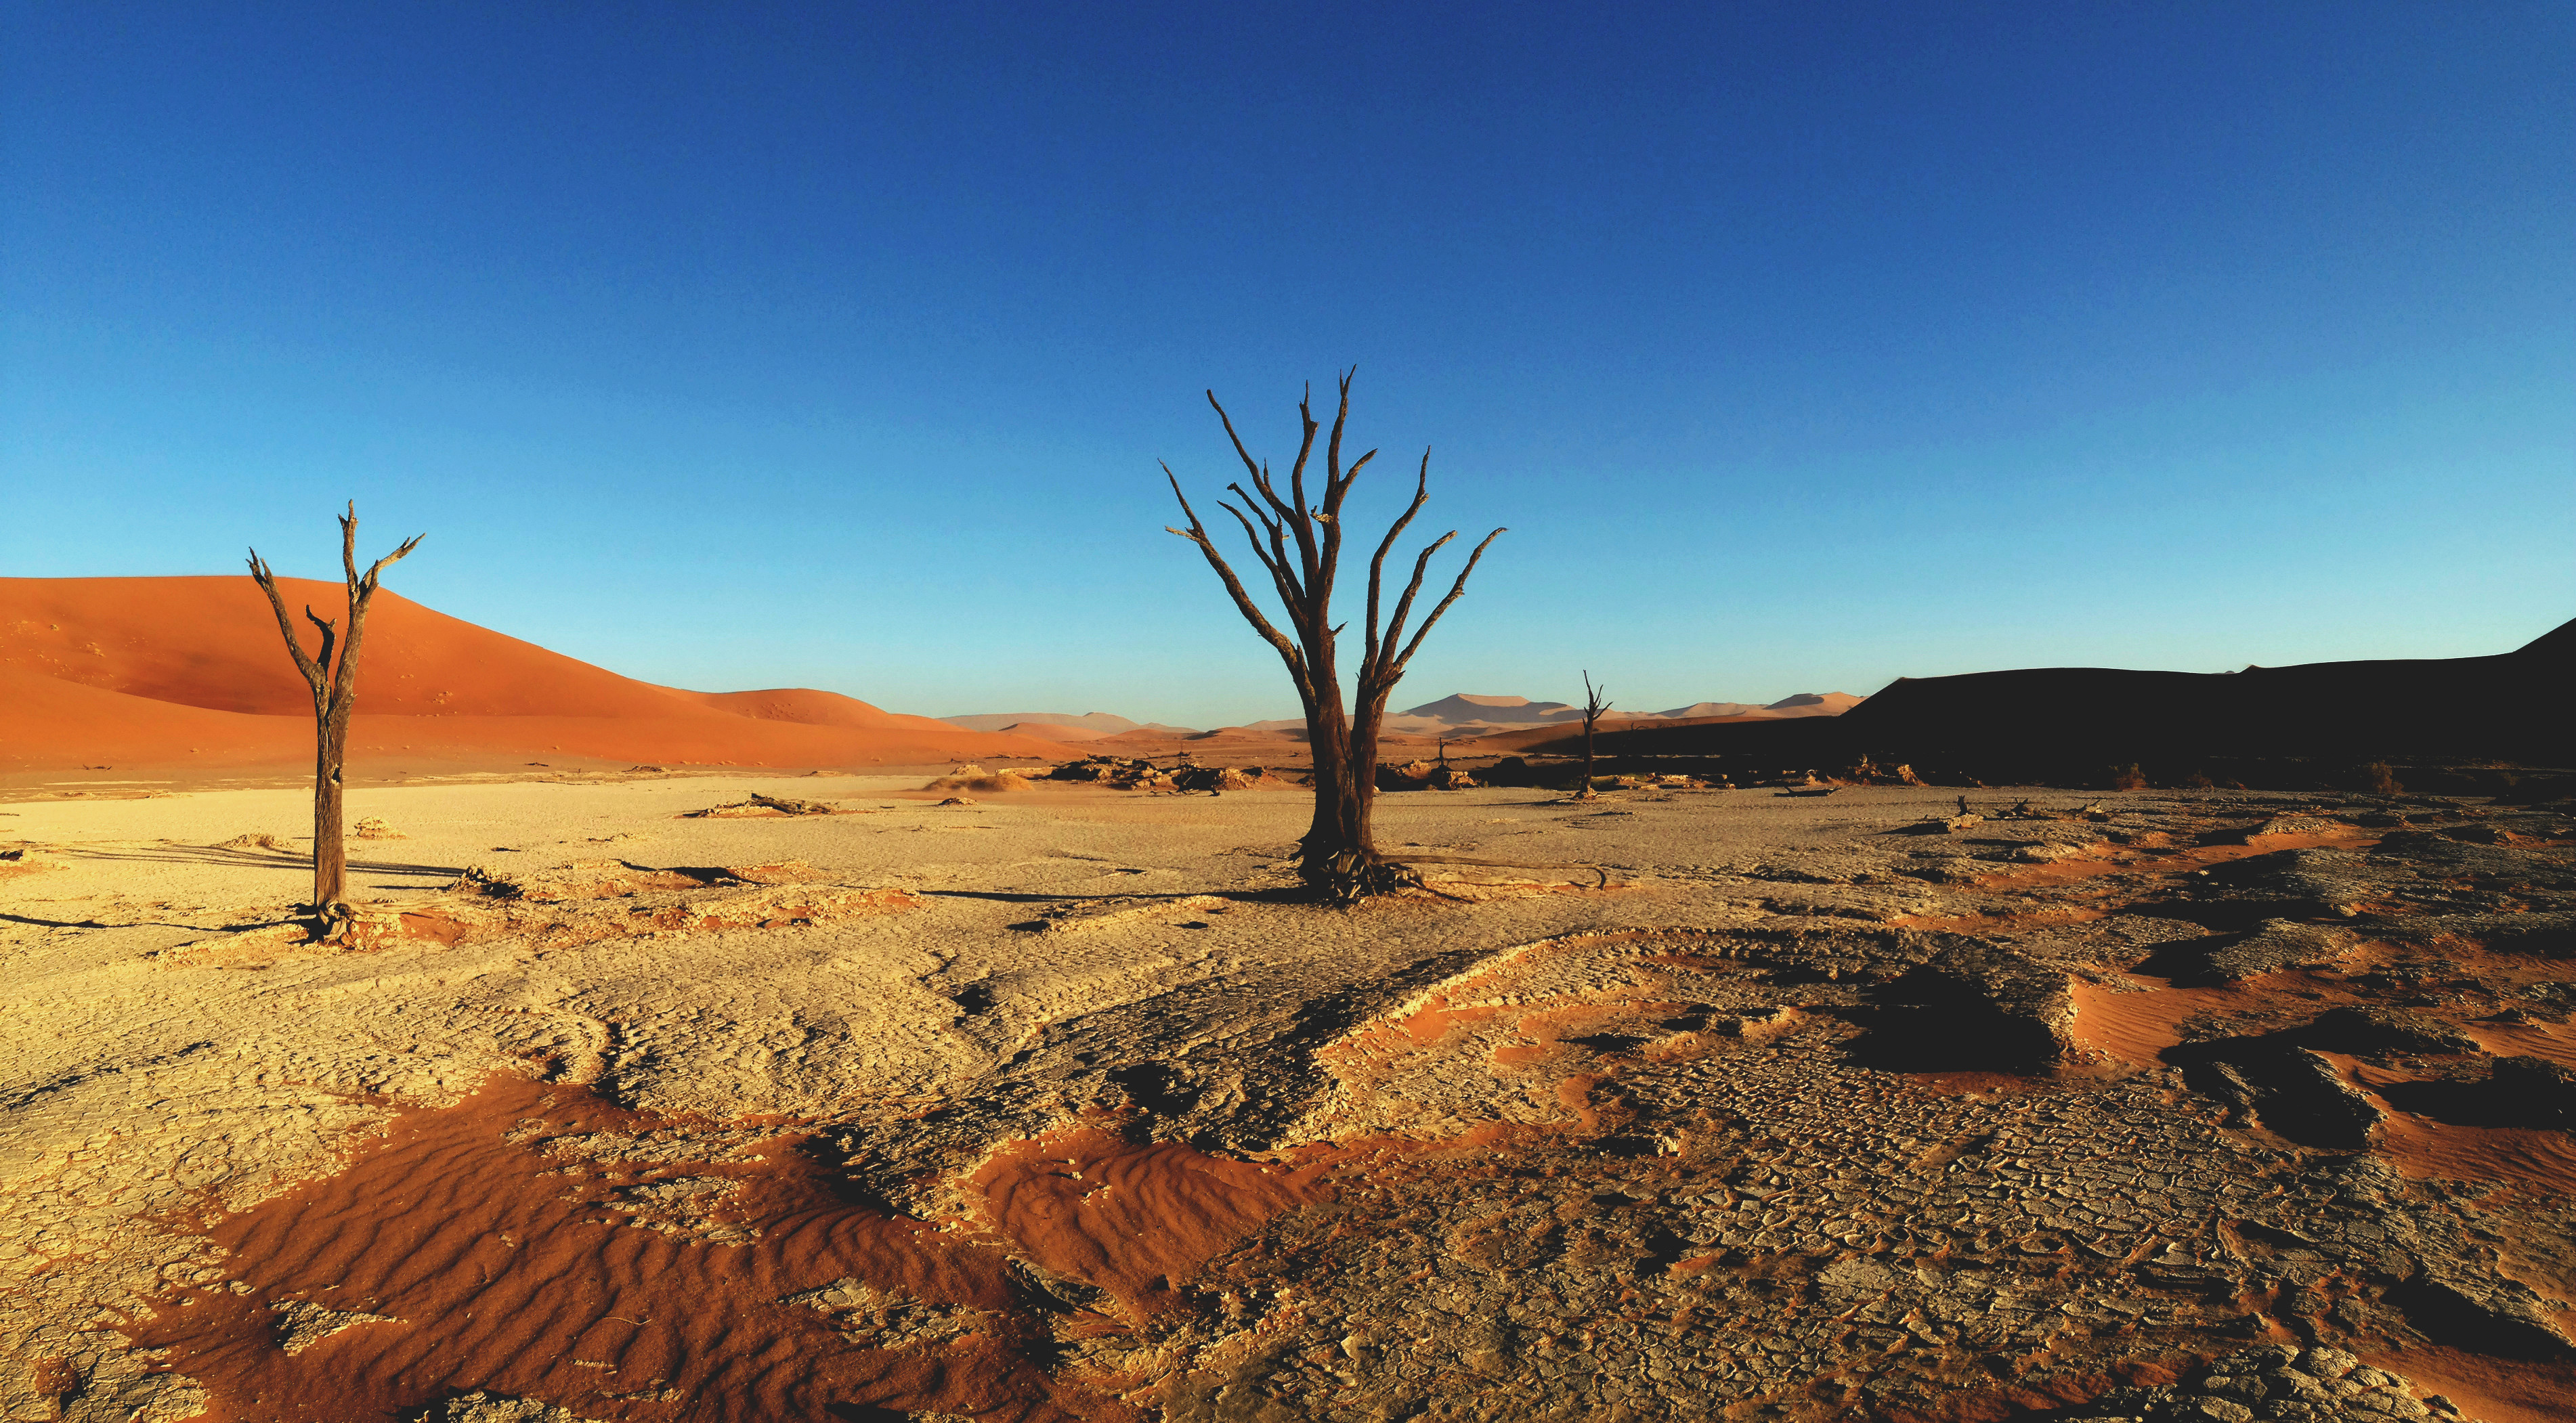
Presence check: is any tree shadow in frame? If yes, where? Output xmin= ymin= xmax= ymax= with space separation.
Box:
xmin=51 ymin=844 xmax=464 ymax=879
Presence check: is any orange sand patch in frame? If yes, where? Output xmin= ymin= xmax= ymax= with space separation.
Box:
xmin=1976 ymin=833 xmax=2376 ymax=892
xmin=2369 ymin=1108 xmax=2576 ymax=1195
xmin=2462 ymin=1017 xmax=2576 ymax=1070
xmin=2067 ymin=974 xmax=2249 ymax=1066
xmin=968 ymin=1124 xmax=1329 ymax=1320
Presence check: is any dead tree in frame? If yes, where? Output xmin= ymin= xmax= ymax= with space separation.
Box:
xmin=1578 ymin=671 xmax=1612 ymax=798
xmin=1166 ymin=372 xmax=1501 ymax=902
xmin=246 ymin=504 xmax=423 ymax=935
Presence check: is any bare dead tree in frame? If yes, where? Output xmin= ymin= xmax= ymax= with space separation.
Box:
xmin=1165 ymin=372 xmax=1502 ymax=902
xmin=1578 ymin=671 xmax=1612 ymax=799
xmin=246 ymin=504 xmax=423 ymax=936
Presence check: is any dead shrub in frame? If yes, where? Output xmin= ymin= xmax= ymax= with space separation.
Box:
xmin=217 ymin=833 xmax=294 ymax=852
xmin=2107 ymin=764 xmax=2149 ymax=791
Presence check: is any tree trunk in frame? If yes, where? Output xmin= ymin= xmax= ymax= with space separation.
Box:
xmin=1581 ymin=722 xmax=1595 ymax=797
xmin=312 ymin=715 xmax=348 ymax=915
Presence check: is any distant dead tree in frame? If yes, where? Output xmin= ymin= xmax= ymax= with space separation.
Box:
xmin=1166 ymin=372 xmax=1502 ymax=902
xmin=1578 ymin=671 xmax=1611 ymax=799
xmin=246 ymin=504 xmax=423 ymax=936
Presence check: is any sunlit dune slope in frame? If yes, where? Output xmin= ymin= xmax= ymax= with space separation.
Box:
xmin=0 ymin=576 xmax=1058 ymax=772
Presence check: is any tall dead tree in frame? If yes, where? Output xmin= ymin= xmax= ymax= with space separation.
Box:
xmin=1166 ymin=372 xmax=1502 ymax=902
xmin=1578 ymin=671 xmax=1611 ymax=798
xmin=246 ymin=504 xmax=423 ymax=934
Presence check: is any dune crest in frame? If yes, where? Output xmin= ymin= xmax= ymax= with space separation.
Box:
xmin=0 ymin=576 xmax=1056 ymax=774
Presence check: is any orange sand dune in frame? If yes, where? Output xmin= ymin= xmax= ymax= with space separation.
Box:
xmin=0 ymin=577 xmax=1058 ymax=774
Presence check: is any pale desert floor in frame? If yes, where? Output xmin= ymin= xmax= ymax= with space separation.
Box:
xmin=5 ymin=776 xmax=2573 ymax=1423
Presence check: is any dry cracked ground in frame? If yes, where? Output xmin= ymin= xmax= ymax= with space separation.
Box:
xmin=3 ymin=775 xmax=2573 ymax=1423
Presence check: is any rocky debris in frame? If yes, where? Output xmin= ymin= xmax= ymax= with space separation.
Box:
xmin=2047 ymin=1345 xmax=2462 ymax=1422
xmin=681 ymin=792 xmax=853 ymax=817
xmin=2184 ymin=1045 xmax=2381 ymax=1150
xmin=2204 ymin=919 xmax=2357 ymax=982
xmin=0 ymin=845 xmax=52 ymax=874
xmin=1376 ymin=760 xmax=1484 ymax=791
xmin=1173 ymin=764 xmax=1270 ymax=793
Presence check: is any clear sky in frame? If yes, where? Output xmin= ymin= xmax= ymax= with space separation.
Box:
xmin=5 ymin=2 xmax=2569 ymax=726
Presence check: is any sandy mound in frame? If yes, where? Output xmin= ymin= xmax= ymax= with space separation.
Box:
xmin=0 ymin=577 xmax=1060 ymax=774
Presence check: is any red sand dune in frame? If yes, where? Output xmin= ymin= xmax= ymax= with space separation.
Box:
xmin=0 ymin=577 xmax=1059 ymax=774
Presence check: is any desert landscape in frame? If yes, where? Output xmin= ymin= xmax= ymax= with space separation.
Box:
xmin=11 ymin=9 xmax=2571 ymax=1421
xmin=6 ymin=579 xmax=2575 ymax=1423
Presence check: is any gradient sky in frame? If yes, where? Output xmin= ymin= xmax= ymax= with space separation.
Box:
xmin=5 ymin=2 xmax=2569 ymax=727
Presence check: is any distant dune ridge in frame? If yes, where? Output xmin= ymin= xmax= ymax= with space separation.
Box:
xmin=1555 ymin=619 xmax=2576 ymax=771
xmin=0 ymin=576 xmax=1060 ymax=774
xmin=936 ymin=711 xmax=1201 ymax=741
xmin=1237 ymin=691 xmax=1859 ymax=738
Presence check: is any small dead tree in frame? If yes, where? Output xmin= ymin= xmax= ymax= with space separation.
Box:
xmin=1578 ymin=671 xmax=1612 ymax=798
xmin=246 ymin=504 xmax=423 ymax=934
xmin=1166 ymin=372 xmax=1501 ymax=902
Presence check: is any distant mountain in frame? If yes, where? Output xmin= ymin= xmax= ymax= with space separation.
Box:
xmin=937 ymin=711 xmax=1201 ymax=741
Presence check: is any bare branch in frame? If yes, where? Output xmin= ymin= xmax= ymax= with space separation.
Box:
xmin=1362 ymin=452 xmax=1432 ymax=674
xmin=1377 ymin=529 xmax=1458 ymax=671
xmin=1208 ymin=391 xmax=1306 ymax=556
xmin=1224 ymin=483 xmax=1304 ymax=607
xmin=338 ymin=501 xmax=360 ymax=595
xmin=246 ymin=550 xmax=327 ymax=695
xmin=1166 ymin=468 xmax=1316 ymax=706
xmin=361 ymin=533 xmax=425 ymax=594
xmin=303 ymin=607 xmax=340 ymax=689
xmin=1220 ymin=501 xmax=1308 ymax=628
xmin=1393 ymin=528 xmax=1506 ymax=672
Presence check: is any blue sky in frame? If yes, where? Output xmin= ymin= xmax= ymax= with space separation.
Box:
xmin=5 ymin=2 xmax=2569 ymax=726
